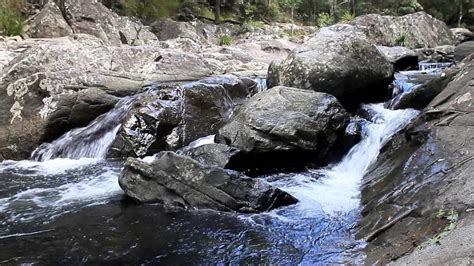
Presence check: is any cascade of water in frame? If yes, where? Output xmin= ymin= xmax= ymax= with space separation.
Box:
xmin=418 ymin=61 xmax=454 ymax=72
xmin=271 ymin=104 xmax=419 ymax=215
xmin=31 ymin=97 xmax=136 ymax=161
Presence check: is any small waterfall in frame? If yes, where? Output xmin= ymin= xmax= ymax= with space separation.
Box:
xmin=418 ymin=61 xmax=454 ymax=71
xmin=188 ymin=135 xmax=216 ymax=148
xmin=271 ymin=104 xmax=419 ymax=215
xmin=31 ymin=97 xmax=135 ymax=161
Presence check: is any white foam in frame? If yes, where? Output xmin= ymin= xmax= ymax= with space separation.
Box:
xmin=31 ymin=96 xmax=135 ymax=161
xmin=0 ymin=158 xmax=101 ymax=175
xmin=188 ymin=135 xmax=216 ymax=148
xmin=272 ymin=104 xmax=419 ymax=216
xmin=0 ymin=168 xmax=121 ymax=221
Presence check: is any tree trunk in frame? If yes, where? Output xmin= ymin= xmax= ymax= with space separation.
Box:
xmin=458 ymin=0 xmax=463 ymax=28
xmin=309 ymin=0 xmax=317 ymax=21
xmin=214 ymin=0 xmax=221 ymax=24
xmin=331 ymin=0 xmax=338 ymax=23
xmin=291 ymin=4 xmax=295 ymax=35
xmin=351 ymin=0 xmax=356 ymax=17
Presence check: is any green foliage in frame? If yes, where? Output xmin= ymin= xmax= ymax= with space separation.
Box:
xmin=106 ymin=0 xmax=474 ymax=28
xmin=218 ymin=34 xmax=232 ymax=46
xmin=419 ymin=209 xmax=458 ymax=249
xmin=340 ymin=9 xmax=354 ymax=22
xmin=317 ymin=12 xmax=332 ymax=27
xmin=121 ymin=0 xmax=181 ymax=21
xmin=395 ymin=34 xmax=408 ymax=46
xmin=245 ymin=20 xmax=265 ymax=28
xmin=0 ymin=6 xmax=24 ymax=36
xmin=398 ymin=6 xmax=416 ymax=15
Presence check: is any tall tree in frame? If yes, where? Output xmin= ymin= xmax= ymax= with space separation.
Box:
xmin=214 ymin=0 xmax=221 ymax=24
xmin=458 ymin=0 xmax=463 ymax=27
xmin=350 ymin=0 xmax=355 ymax=16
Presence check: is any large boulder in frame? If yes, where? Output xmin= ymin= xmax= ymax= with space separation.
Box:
xmin=376 ymin=46 xmax=419 ymax=71
xmin=107 ymin=75 xmax=260 ymax=158
xmin=451 ymin=28 xmax=474 ymax=44
xmin=358 ymin=55 xmax=474 ymax=264
xmin=118 ymin=152 xmax=298 ymax=212
xmin=25 ymin=0 xmax=157 ymax=45
xmin=24 ymin=1 xmax=73 ymax=38
xmin=349 ymin=12 xmax=454 ymax=49
xmin=267 ymin=25 xmax=394 ymax=110
xmin=454 ymin=41 xmax=474 ymax=62
xmin=106 ymin=89 xmax=181 ymax=159
xmin=0 ymin=35 xmax=161 ymax=160
xmin=217 ymin=86 xmax=349 ymax=162
xmin=180 ymin=143 xmax=241 ymax=169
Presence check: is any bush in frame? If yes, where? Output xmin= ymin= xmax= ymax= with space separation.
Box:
xmin=218 ymin=34 xmax=232 ymax=46
xmin=0 ymin=7 xmax=24 ymax=36
xmin=317 ymin=12 xmax=332 ymax=27
xmin=340 ymin=10 xmax=354 ymax=22
xmin=121 ymin=0 xmax=181 ymax=21
xmin=398 ymin=6 xmax=416 ymax=15
xmin=395 ymin=34 xmax=408 ymax=46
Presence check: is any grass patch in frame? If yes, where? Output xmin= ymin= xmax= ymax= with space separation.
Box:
xmin=395 ymin=33 xmax=409 ymax=46
xmin=218 ymin=34 xmax=233 ymax=46
xmin=0 ymin=7 xmax=24 ymax=36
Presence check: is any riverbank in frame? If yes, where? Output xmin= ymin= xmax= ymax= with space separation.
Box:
xmin=0 ymin=1 xmax=473 ymax=264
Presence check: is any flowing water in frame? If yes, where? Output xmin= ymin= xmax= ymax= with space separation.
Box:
xmin=31 ymin=97 xmax=136 ymax=161
xmin=0 ymin=78 xmax=420 ymax=264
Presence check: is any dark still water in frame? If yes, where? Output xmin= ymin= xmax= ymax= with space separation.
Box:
xmin=0 ymin=160 xmax=363 ymax=264
xmin=0 ymin=103 xmax=419 ymax=264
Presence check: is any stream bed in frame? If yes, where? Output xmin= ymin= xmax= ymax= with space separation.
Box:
xmin=0 ymin=67 xmax=431 ymax=263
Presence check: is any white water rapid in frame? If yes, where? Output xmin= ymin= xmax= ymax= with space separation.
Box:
xmin=268 ymin=104 xmax=419 ymax=216
xmin=31 ymin=97 xmax=135 ymax=161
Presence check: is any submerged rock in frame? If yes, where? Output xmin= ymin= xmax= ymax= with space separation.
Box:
xmin=358 ymin=55 xmax=474 ymax=263
xmin=349 ymin=12 xmax=454 ymax=49
xmin=119 ymin=152 xmax=298 ymax=212
xmin=216 ymin=86 xmax=349 ymax=169
xmin=267 ymin=25 xmax=394 ymax=110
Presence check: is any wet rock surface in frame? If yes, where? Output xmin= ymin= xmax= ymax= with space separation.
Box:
xmin=217 ymin=86 xmax=349 ymax=170
xmin=358 ymin=55 xmax=474 ymax=264
xmin=180 ymin=143 xmax=241 ymax=169
xmin=107 ymin=75 xmax=260 ymax=158
xmin=0 ymin=35 xmax=160 ymax=160
xmin=388 ymin=65 xmax=462 ymax=110
xmin=268 ymin=25 xmax=394 ymax=110
xmin=118 ymin=151 xmax=298 ymax=212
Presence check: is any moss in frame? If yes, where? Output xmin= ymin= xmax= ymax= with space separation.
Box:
xmin=418 ymin=209 xmax=459 ymax=249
